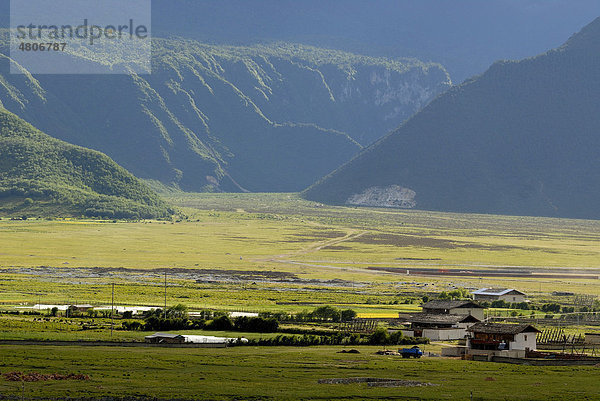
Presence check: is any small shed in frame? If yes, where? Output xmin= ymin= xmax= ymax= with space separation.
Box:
xmin=467 ymin=322 xmax=540 ymax=351
xmin=67 ymin=304 xmax=95 ymax=314
xmin=145 ymin=333 xmax=186 ymax=344
xmin=472 ymin=288 xmax=526 ymax=303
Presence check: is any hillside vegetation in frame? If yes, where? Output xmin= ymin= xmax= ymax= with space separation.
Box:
xmin=0 ymin=108 xmax=173 ymax=219
xmin=304 ymin=17 xmax=600 ymax=220
xmin=0 ymin=34 xmax=450 ymax=192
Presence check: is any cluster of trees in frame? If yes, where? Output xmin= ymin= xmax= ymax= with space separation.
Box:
xmin=125 ymin=306 xmax=279 ymax=333
xmin=263 ymin=306 xmax=357 ymax=323
xmin=478 ymin=300 xmax=531 ymax=310
xmin=481 ymin=300 xmax=595 ymax=314
xmin=236 ymin=328 xmax=428 ymax=347
xmin=199 ymin=315 xmax=279 ymax=332
xmin=437 ymin=289 xmax=472 ymax=300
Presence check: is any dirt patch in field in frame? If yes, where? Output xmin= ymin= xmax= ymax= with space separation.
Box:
xmin=368 ymin=266 xmax=600 ymax=279
xmin=2 ymin=371 xmax=89 ymax=382
xmin=287 ymin=230 xmax=349 ymax=242
xmin=351 ymin=233 xmax=457 ymax=248
xmin=318 ymin=377 xmax=436 ymax=387
xmin=351 ymin=233 xmax=554 ymax=252
xmin=320 ymin=245 xmax=353 ymax=251
xmin=1 ymin=266 xmax=366 ymax=288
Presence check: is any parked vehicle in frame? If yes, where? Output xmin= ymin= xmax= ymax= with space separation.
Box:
xmin=400 ymin=346 xmax=423 ymax=358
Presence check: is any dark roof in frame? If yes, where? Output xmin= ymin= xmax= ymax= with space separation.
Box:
xmin=407 ymin=313 xmax=480 ymax=325
xmin=467 ymin=323 xmax=540 ymax=335
xmin=422 ymin=300 xmax=483 ymax=310
xmin=144 ymin=333 xmax=185 ymax=339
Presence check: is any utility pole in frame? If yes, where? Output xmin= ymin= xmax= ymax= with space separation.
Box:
xmin=110 ymin=283 xmax=115 ymax=339
xmin=164 ymin=271 xmax=167 ymax=319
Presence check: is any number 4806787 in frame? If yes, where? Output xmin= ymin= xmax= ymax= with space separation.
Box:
xmin=18 ymin=42 xmax=66 ymax=51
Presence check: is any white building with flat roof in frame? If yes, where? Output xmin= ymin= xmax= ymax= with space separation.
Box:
xmin=472 ymin=288 xmax=526 ymax=303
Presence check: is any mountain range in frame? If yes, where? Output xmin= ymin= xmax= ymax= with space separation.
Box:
xmin=149 ymin=0 xmax=600 ymax=82
xmin=304 ymin=17 xmax=600 ymax=219
xmin=0 ymin=35 xmax=449 ymax=192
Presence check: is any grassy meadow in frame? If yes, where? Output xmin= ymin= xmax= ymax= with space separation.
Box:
xmin=0 ymin=345 xmax=599 ymax=400
xmin=1 ymin=193 xmax=599 ymax=313
xmin=1 ymin=193 xmax=600 ymax=399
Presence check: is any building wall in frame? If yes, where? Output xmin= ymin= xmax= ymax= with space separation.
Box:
xmin=469 ymin=349 xmax=527 ymax=359
xmin=441 ymin=346 xmax=467 ymax=357
xmin=511 ymin=332 xmax=536 ymax=351
xmin=449 ymin=307 xmax=485 ymax=321
xmin=422 ymin=328 xmax=466 ymax=341
xmin=499 ymin=293 xmax=525 ymax=303
xmin=473 ymin=294 xmax=497 ymax=302
xmin=585 ymin=334 xmax=600 ymax=344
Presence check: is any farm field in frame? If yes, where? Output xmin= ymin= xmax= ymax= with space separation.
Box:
xmin=0 ymin=345 xmax=599 ymax=400
xmin=1 ymin=193 xmax=600 ymax=399
xmin=1 ymin=193 xmax=599 ymax=314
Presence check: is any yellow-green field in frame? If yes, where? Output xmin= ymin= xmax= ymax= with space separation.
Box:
xmin=1 ymin=193 xmax=600 ymax=400
xmin=1 ymin=193 xmax=599 ymax=313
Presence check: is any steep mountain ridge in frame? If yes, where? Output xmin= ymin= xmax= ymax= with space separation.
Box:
xmin=149 ymin=0 xmax=600 ymax=82
xmin=304 ymin=17 xmax=600 ymax=220
xmin=0 ymin=36 xmax=450 ymax=192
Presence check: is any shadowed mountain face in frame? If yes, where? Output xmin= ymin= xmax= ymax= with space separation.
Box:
xmin=0 ymin=107 xmax=173 ymax=219
xmin=148 ymin=0 xmax=600 ymax=83
xmin=0 ymin=37 xmax=450 ymax=192
xmin=304 ymin=18 xmax=600 ymax=220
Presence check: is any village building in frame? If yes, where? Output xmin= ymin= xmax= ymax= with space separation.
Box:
xmin=466 ymin=322 xmax=540 ymax=358
xmin=145 ymin=333 xmax=186 ymax=344
xmin=404 ymin=313 xmax=480 ymax=341
xmin=421 ymin=300 xmax=485 ymax=321
xmin=472 ymin=288 xmax=526 ymax=303
xmin=144 ymin=333 xmax=248 ymax=347
xmin=401 ymin=300 xmax=484 ymax=340
xmin=67 ymin=304 xmax=95 ymax=313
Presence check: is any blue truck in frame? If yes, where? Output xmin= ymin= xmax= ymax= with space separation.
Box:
xmin=400 ymin=346 xmax=423 ymax=358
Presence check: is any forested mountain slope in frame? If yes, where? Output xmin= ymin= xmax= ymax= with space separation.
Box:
xmin=0 ymin=108 xmax=173 ymax=218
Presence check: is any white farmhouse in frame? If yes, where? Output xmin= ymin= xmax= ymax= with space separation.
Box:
xmin=467 ymin=322 xmax=540 ymax=354
xmin=472 ymin=288 xmax=526 ymax=303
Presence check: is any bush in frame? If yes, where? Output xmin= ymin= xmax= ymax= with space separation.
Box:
xmin=512 ymin=302 xmax=529 ymax=310
xmin=122 ymin=321 xmax=143 ymax=331
xmin=143 ymin=316 xmax=190 ymax=331
xmin=491 ymin=300 xmax=509 ymax=308
xmin=541 ymin=303 xmax=561 ymax=313
xmin=312 ymin=306 xmax=341 ymax=322
xmin=234 ymin=316 xmax=278 ymax=333
xmin=368 ymin=328 xmax=390 ymax=345
xmin=205 ymin=315 xmax=234 ymax=331
xmin=341 ymin=309 xmax=357 ymax=322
